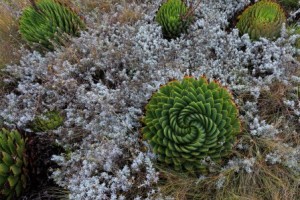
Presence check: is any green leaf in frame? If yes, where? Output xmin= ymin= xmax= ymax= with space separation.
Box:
xmin=185 ymin=145 xmax=198 ymax=151
xmin=8 ymin=176 xmax=19 ymax=187
xmin=2 ymin=152 xmax=13 ymax=166
xmin=199 ymin=147 xmax=209 ymax=153
xmin=183 ymin=162 xmax=194 ymax=171
xmin=16 ymin=143 xmax=25 ymax=159
xmin=0 ymin=164 xmax=9 ymax=175
xmin=198 ymin=102 xmax=206 ymax=114
xmin=0 ymin=176 xmax=6 ymax=186
xmin=204 ymin=103 xmax=211 ymax=117
xmin=211 ymin=108 xmax=217 ymax=121
xmin=15 ymin=158 xmax=24 ymax=168
xmin=10 ymin=165 xmax=21 ymax=176
xmin=0 ymin=136 xmax=10 ymax=152
xmin=15 ymin=181 xmax=23 ymax=197
xmin=7 ymin=138 xmax=16 ymax=155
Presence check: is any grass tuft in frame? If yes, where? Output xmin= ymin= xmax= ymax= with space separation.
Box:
xmin=114 ymin=7 xmax=142 ymax=24
xmin=0 ymin=1 xmax=28 ymax=96
xmin=257 ymin=81 xmax=292 ymax=123
xmin=156 ymin=132 xmax=300 ymax=200
xmin=0 ymin=3 xmax=21 ymax=69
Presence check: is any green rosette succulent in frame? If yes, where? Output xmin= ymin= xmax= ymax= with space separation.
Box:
xmin=142 ymin=77 xmax=241 ymax=172
xmin=236 ymin=0 xmax=286 ymax=40
xmin=156 ymin=0 xmax=193 ymax=39
xmin=0 ymin=129 xmax=27 ymax=199
xmin=19 ymin=0 xmax=85 ymax=50
xmin=31 ymin=111 xmax=64 ymax=132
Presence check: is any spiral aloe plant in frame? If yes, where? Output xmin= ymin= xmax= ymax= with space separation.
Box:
xmin=156 ymin=0 xmax=194 ymax=39
xmin=236 ymin=0 xmax=286 ymax=40
xmin=19 ymin=0 xmax=85 ymax=50
xmin=0 ymin=129 xmax=27 ymax=199
xmin=30 ymin=111 xmax=64 ymax=132
xmin=142 ymin=77 xmax=241 ymax=172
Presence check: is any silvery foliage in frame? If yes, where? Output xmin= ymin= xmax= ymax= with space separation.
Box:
xmin=215 ymin=175 xmax=226 ymax=189
xmin=250 ymin=117 xmax=279 ymax=137
xmin=265 ymin=146 xmax=300 ymax=176
xmin=225 ymin=157 xmax=256 ymax=173
xmin=0 ymin=0 xmax=299 ymax=198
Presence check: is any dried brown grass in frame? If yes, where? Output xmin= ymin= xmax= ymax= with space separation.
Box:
xmin=257 ymin=82 xmax=293 ymax=123
xmin=112 ymin=7 xmax=142 ymax=24
xmin=0 ymin=1 xmax=28 ymax=94
xmin=2 ymin=0 xmax=28 ymax=10
xmin=82 ymin=0 xmax=113 ymax=12
xmin=156 ymin=132 xmax=300 ymax=200
xmin=256 ymin=80 xmax=300 ymax=146
xmin=0 ymin=4 xmax=21 ymax=69
xmin=0 ymin=0 xmax=29 ymax=64
xmin=75 ymin=0 xmax=141 ymax=13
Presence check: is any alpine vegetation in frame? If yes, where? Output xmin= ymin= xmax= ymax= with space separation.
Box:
xmin=292 ymin=25 xmax=300 ymax=49
xmin=142 ymin=77 xmax=241 ymax=172
xmin=30 ymin=111 xmax=64 ymax=132
xmin=277 ymin=0 xmax=299 ymax=9
xmin=0 ymin=129 xmax=27 ymax=200
xmin=0 ymin=0 xmax=299 ymax=199
xmin=19 ymin=0 xmax=85 ymax=50
xmin=156 ymin=0 xmax=194 ymax=39
xmin=236 ymin=0 xmax=286 ymax=40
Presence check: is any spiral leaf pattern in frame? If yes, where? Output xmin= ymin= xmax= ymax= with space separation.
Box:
xmin=19 ymin=0 xmax=85 ymax=50
xmin=142 ymin=77 xmax=241 ymax=172
xmin=155 ymin=0 xmax=193 ymax=39
xmin=0 ymin=129 xmax=27 ymax=199
xmin=236 ymin=0 xmax=286 ymax=40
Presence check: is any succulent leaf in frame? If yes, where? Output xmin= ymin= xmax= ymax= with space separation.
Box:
xmin=156 ymin=0 xmax=193 ymax=39
xmin=0 ymin=129 xmax=28 ymax=199
xmin=2 ymin=152 xmax=13 ymax=167
xmin=19 ymin=0 xmax=85 ymax=50
xmin=30 ymin=111 xmax=64 ymax=132
xmin=236 ymin=0 xmax=286 ymax=40
xmin=15 ymin=181 xmax=22 ymax=197
xmin=0 ymin=164 xmax=9 ymax=175
xmin=0 ymin=177 xmax=5 ymax=187
xmin=142 ymin=77 xmax=241 ymax=172
xmin=7 ymin=176 xmax=18 ymax=187
xmin=10 ymin=165 xmax=21 ymax=176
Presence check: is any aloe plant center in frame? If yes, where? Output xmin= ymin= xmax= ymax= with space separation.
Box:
xmin=142 ymin=77 xmax=241 ymax=172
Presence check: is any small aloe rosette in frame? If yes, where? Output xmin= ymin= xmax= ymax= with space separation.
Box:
xmin=236 ymin=0 xmax=286 ymax=40
xmin=142 ymin=77 xmax=241 ymax=172
xmin=156 ymin=0 xmax=193 ymax=39
xmin=30 ymin=111 xmax=64 ymax=132
xmin=19 ymin=0 xmax=85 ymax=50
xmin=0 ymin=129 xmax=27 ymax=199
